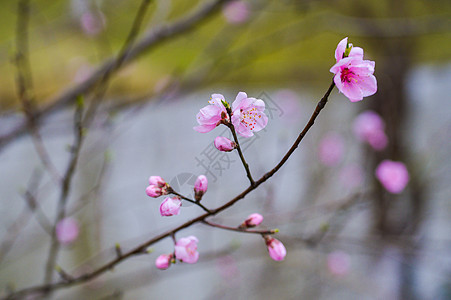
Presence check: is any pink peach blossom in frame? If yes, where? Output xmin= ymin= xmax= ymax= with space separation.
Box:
xmin=149 ymin=176 xmax=166 ymax=187
xmin=242 ymin=213 xmax=263 ymax=227
xmin=231 ymin=92 xmax=268 ymax=137
xmin=330 ymin=38 xmax=377 ymax=102
xmin=375 ymin=160 xmax=409 ymax=194
xmin=264 ymin=236 xmax=286 ymax=261
xmin=222 ymin=1 xmax=249 ymax=24
xmin=155 ymin=254 xmax=173 ymax=270
xmin=353 ymin=110 xmax=388 ymax=150
xmin=214 ymin=136 xmax=236 ymax=152
xmin=194 ymin=94 xmax=229 ymax=133
xmin=159 ymin=197 xmax=182 ymax=216
xmin=80 ymin=10 xmax=106 ymax=36
xmin=327 ymin=251 xmax=351 ymax=276
xmin=335 ymin=37 xmax=363 ymax=63
xmin=56 ymin=217 xmax=79 ymax=245
xmin=340 ymin=164 xmax=364 ymax=189
xmin=175 ymin=236 xmax=199 ymax=264
xmin=318 ymin=132 xmax=345 ymax=167
xmin=194 ymin=175 xmax=208 ymax=201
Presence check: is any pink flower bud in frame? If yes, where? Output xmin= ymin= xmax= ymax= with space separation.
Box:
xmin=56 ymin=218 xmax=79 ymax=245
xmin=175 ymin=236 xmax=199 ymax=264
xmin=146 ymin=176 xmax=169 ymax=198
xmin=375 ymin=160 xmax=409 ymax=194
xmin=155 ymin=254 xmax=173 ymax=270
xmin=149 ymin=176 xmax=166 ymax=187
xmin=264 ymin=236 xmax=286 ymax=261
xmin=159 ymin=197 xmax=182 ymax=216
xmin=214 ymin=136 xmax=236 ymax=152
xmin=194 ymin=175 xmax=208 ymax=201
xmin=146 ymin=185 xmax=163 ymax=198
xmin=242 ymin=213 xmax=263 ymax=228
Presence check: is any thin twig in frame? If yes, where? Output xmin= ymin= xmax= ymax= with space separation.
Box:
xmin=5 ymin=79 xmax=335 ymax=300
xmin=202 ymin=220 xmax=276 ymax=235
xmin=225 ymin=113 xmax=255 ymax=186
xmin=170 ymin=190 xmax=211 ymax=213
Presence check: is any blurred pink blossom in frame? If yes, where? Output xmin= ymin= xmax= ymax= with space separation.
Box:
xmin=375 ymin=160 xmax=409 ymax=194
xmin=56 ymin=217 xmax=79 ymax=245
xmin=353 ymin=110 xmax=388 ymax=150
xmin=242 ymin=213 xmax=263 ymax=228
xmin=216 ymin=255 xmax=239 ymax=281
xmin=264 ymin=236 xmax=286 ymax=261
xmin=327 ymin=251 xmax=351 ymax=276
xmin=231 ymin=92 xmax=268 ymax=138
xmin=214 ymin=136 xmax=236 ymax=152
xmin=194 ymin=94 xmax=229 ymax=133
xmin=194 ymin=175 xmax=208 ymax=201
xmin=80 ymin=10 xmax=106 ymax=36
xmin=175 ymin=236 xmax=199 ymax=264
xmin=274 ymin=89 xmax=301 ymax=124
xmin=155 ymin=254 xmax=173 ymax=270
xmin=159 ymin=197 xmax=182 ymax=216
xmin=318 ymin=132 xmax=345 ymax=166
xmin=330 ymin=37 xmax=377 ymax=102
xmin=340 ymin=164 xmax=364 ymax=189
xmin=222 ymin=1 xmax=249 ymax=24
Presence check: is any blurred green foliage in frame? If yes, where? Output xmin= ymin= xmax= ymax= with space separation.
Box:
xmin=0 ymin=0 xmax=449 ymax=110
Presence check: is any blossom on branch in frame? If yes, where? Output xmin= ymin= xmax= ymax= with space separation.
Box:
xmin=155 ymin=254 xmax=173 ymax=270
xmin=56 ymin=217 xmax=79 ymax=245
xmin=231 ymin=92 xmax=268 ymax=137
xmin=175 ymin=236 xmax=199 ymax=264
xmin=146 ymin=176 xmax=169 ymax=198
xmin=194 ymin=175 xmax=208 ymax=201
xmin=159 ymin=197 xmax=182 ymax=216
xmin=375 ymin=160 xmax=409 ymax=194
xmin=241 ymin=213 xmax=263 ymax=228
xmin=330 ymin=37 xmax=377 ymax=102
xmin=264 ymin=236 xmax=286 ymax=261
xmin=214 ymin=136 xmax=236 ymax=152
xmin=194 ymin=94 xmax=229 ymax=133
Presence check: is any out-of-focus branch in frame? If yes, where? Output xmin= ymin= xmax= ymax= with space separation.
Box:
xmin=14 ymin=0 xmax=61 ymax=184
xmin=0 ymin=0 xmax=233 ymax=153
xmin=5 ymin=78 xmax=335 ymax=300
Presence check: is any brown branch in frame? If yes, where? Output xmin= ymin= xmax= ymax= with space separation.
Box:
xmin=5 ymin=78 xmax=335 ymax=300
xmin=202 ymin=220 xmax=276 ymax=235
xmin=169 ymin=190 xmax=211 ymax=213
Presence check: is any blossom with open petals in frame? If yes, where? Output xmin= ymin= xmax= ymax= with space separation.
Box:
xmin=375 ymin=160 xmax=409 ymax=194
xmin=159 ymin=197 xmax=182 ymax=216
xmin=231 ymin=92 xmax=268 ymax=137
xmin=330 ymin=37 xmax=377 ymax=102
xmin=175 ymin=236 xmax=199 ymax=264
xmin=194 ymin=94 xmax=229 ymax=133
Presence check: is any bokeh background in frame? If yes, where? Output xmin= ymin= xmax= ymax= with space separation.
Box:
xmin=0 ymin=0 xmax=450 ymax=299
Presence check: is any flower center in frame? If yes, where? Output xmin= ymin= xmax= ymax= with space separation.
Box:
xmin=341 ymin=68 xmax=358 ymax=84
xmin=240 ymin=108 xmax=261 ymax=131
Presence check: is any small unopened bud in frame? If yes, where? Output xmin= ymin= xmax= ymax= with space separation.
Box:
xmin=264 ymin=236 xmax=286 ymax=261
xmin=214 ymin=136 xmax=236 ymax=152
xmin=194 ymin=175 xmax=208 ymax=201
xmin=159 ymin=197 xmax=182 ymax=216
xmin=146 ymin=176 xmax=169 ymax=198
xmin=155 ymin=253 xmax=173 ymax=270
xmin=240 ymin=213 xmax=263 ymax=228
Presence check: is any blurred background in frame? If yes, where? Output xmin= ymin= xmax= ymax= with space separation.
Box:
xmin=0 ymin=0 xmax=450 ymax=299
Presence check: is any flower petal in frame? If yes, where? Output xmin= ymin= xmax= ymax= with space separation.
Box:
xmin=231 ymin=91 xmax=248 ymax=111
xmin=335 ymin=37 xmax=348 ymax=62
